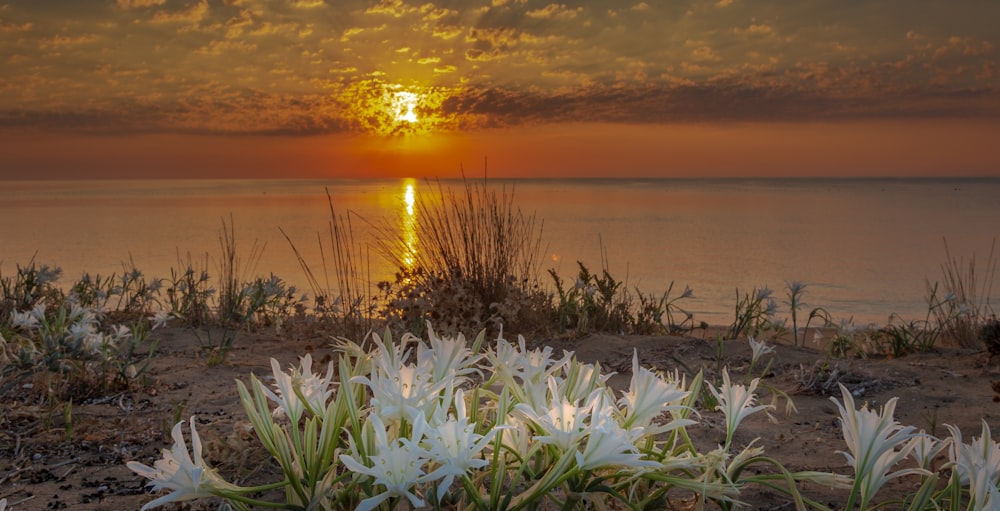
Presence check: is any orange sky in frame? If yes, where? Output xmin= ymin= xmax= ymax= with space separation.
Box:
xmin=1 ymin=0 xmax=999 ymax=178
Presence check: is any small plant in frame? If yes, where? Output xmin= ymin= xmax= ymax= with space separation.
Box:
xmin=549 ymin=261 xmax=632 ymax=335
xmin=785 ymin=281 xmax=807 ymax=347
xmin=634 ymin=281 xmax=696 ymax=335
xmin=784 ymin=281 xmax=834 ymax=347
xmin=866 ymin=284 xmax=957 ymax=357
xmin=728 ymin=286 xmax=778 ymax=339
xmin=113 ymin=257 xmax=161 ymax=315
xmin=164 ymin=253 xmax=214 ymax=327
xmin=981 ymin=315 xmax=1000 ymax=361
xmin=827 ymin=318 xmax=865 ymax=359
xmin=0 ymin=259 xmax=63 ymax=332
xmin=2 ymin=296 xmax=169 ymax=401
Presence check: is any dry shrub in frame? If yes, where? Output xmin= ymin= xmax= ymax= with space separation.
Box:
xmin=374 ymin=178 xmax=548 ymax=338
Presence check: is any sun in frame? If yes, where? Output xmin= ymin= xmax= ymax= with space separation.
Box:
xmin=339 ymin=80 xmax=456 ymax=136
xmin=392 ymin=91 xmax=419 ymax=124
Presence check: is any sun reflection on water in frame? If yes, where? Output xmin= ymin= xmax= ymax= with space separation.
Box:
xmin=401 ymin=178 xmax=417 ymax=270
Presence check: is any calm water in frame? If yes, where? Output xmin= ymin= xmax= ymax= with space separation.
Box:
xmin=1 ymin=178 xmax=998 ymax=325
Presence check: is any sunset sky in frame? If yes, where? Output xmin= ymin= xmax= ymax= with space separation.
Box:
xmin=1 ymin=0 xmax=999 ymax=179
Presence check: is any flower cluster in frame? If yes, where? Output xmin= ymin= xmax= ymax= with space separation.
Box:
xmin=128 ymin=324 xmax=835 ymax=510
xmin=833 ymin=384 xmax=1000 ymax=510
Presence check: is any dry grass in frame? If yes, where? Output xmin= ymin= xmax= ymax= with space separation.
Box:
xmin=933 ymin=238 xmax=997 ymax=348
xmin=372 ymin=177 xmax=547 ymax=336
xmin=281 ymin=189 xmax=377 ymax=341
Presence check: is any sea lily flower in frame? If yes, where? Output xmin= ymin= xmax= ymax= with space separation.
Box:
xmin=110 ymin=324 xmax=133 ymax=341
xmin=487 ymin=334 xmax=572 ymax=410
xmin=340 ymin=413 xmax=434 ymax=511
xmin=708 ymin=369 xmax=773 ymax=449
xmin=907 ymin=430 xmax=948 ymax=470
xmin=150 ymin=310 xmax=172 ymax=330
xmin=577 ymin=393 xmax=657 ymax=471
xmin=11 ymin=308 xmax=40 ymax=329
xmin=747 ymin=337 xmax=774 ymax=366
xmin=263 ymin=354 xmax=335 ymax=422
xmin=416 ymin=325 xmax=483 ymax=384
xmin=514 ymin=387 xmax=594 ymax=452
xmin=422 ymin=389 xmax=502 ymax=502
xmin=353 ymin=360 xmax=451 ymax=424
xmin=127 ymin=417 xmax=239 ymax=510
xmin=947 ymin=420 xmax=1000 ymax=509
xmin=618 ymin=350 xmax=693 ymax=436
xmin=832 ymin=384 xmax=925 ymax=510
xmin=558 ymin=359 xmax=609 ymax=405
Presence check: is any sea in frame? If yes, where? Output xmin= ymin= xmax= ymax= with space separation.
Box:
xmin=1 ymin=178 xmax=998 ymax=327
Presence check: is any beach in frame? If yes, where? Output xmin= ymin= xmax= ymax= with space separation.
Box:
xmin=1 ymin=324 xmax=996 ymax=510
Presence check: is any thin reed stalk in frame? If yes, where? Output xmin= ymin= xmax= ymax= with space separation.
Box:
xmin=216 ymin=215 xmax=265 ymax=325
xmin=934 ymin=237 xmax=997 ymax=348
xmin=281 ymin=189 xmax=375 ymax=339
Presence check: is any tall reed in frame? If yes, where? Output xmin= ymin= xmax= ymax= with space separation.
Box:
xmin=933 ymin=238 xmax=997 ymax=348
xmin=216 ymin=215 xmax=265 ymax=325
xmin=281 ymin=189 xmax=376 ymax=340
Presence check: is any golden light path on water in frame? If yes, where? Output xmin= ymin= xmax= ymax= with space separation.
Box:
xmin=401 ymin=178 xmax=418 ymax=270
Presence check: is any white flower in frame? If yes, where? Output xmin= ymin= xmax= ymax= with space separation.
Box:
xmin=150 ymin=311 xmax=172 ymax=330
xmin=618 ymin=350 xmax=693 ymax=437
xmin=11 ymin=308 xmax=40 ymax=329
xmin=81 ymin=332 xmax=108 ymax=354
xmin=68 ymin=321 xmax=96 ymax=342
xmin=832 ymin=384 xmax=925 ymax=509
xmin=948 ymin=420 xmax=1000 ymax=509
xmin=340 ymin=413 xmax=434 ymax=511
xmin=514 ymin=387 xmax=593 ymax=452
xmin=576 ymin=393 xmax=656 ymax=471
xmin=127 ymin=417 xmax=238 ymax=510
xmin=110 ymin=324 xmax=133 ymax=342
xmin=416 ymin=325 xmax=482 ymax=384
xmin=67 ymin=302 xmax=89 ymax=323
xmin=557 ymin=359 xmax=609 ymax=405
xmin=353 ymin=361 xmax=449 ymax=424
xmin=907 ymin=430 xmax=948 ymax=470
xmin=487 ymin=334 xmax=571 ymax=411
xmin=422 ymin=389 xmax=502 ymax=503
xmin=263 ymin=354 xmax=335 ymax=422
xmin=708 ymin=369 xmax=773 ymax=449
xmin=747 ymin=337 xmax=774 ymax=365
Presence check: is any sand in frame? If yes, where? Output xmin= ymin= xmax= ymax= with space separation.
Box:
xmin=1 ymin=326 xmax=997 ymax=510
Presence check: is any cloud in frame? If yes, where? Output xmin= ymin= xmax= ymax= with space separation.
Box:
xmin=733 ymin=22 xmax=774 ymax=36
xmin=2 ymin=77 xmax=998 ymax=138
xmin=117 ymin=0 xmax=167 ymax=8
xmin=365 ymin=0 xmax=413 ymax=17
xmin=150 ymin=0 xmax=209 ymax=25
xmin=39 ymin=34 xmax=100 ymax=49
xmin=197 ymin=39 xmax=257 ymax=56
xmin=525 ymin=4 xmax=581 ymax=20
xmin=0 ymin=21 xmax=33 ymax=33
